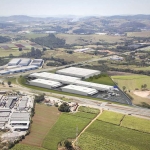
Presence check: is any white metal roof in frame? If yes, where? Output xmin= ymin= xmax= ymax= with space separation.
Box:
xmin=18 ymin=58 xmax=31 ymax=65
xmin=9 ymin=65 xmax=38 ymax=72
xmin=8 ymin=58 xmax=21 ymax=65
xmin=29 ymin=72 xmax=80 ymax=84
xmin=56 ymin=67 xmax=101 ymax=78
xmin=30 ymin=78 xmax=62 ymax=88
xmin=62 ymin=84 xmax=98 ymax=95
xmin=11 ymin=112 xmax=30 ymax=118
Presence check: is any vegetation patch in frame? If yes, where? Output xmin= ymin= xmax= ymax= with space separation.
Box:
xmin=78 ymin=121 xmax=150 ymax=150
xmin=121 ymin=115 xmax=150 ymax=133
xmin=86 ymin=74 xmax=115 ymax=86
xmin=42 ymin=112 xmax=93 ymax=150
xmin=97 ymin=111 xmax=124 ymax=125
xmin=78 ymin=106 xmax=100 ymax=114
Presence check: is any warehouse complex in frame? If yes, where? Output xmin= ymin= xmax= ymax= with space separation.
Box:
xmin=0 ymin=58 xmax=44 ymax=75
xmin=56 ymin=67 xmax=101 ymax=79
xmin=28 ymin=67 xmax=116 ymax=97
xmin=0 ymin=94 xmax=32 ymax=131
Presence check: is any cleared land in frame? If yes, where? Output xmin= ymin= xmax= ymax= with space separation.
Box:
xmin=12 ymin=144 xmax=46 ymax=150
xmin=21 ymin=104 xmax=61 ymax=147
xmin=78 ymin=121 xmax=150 ymax=150
xmin=42 ymin=111 xmax=96 ymax=150
xmin=97 ymin=111 xmax=124 ymax=125
xmin=121 ymin=115 xmax=150 ymax=133
xmin=78 ymin=106 xmax=100 ymax=114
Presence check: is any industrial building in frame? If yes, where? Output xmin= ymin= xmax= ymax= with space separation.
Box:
xmin=29 ymin=72 xmax=80 ymax=84
xmin=29 ymin=72 xmax=114 ymax=92
xmin=6 ymin=97 xmax=18 ymax=109
xmin=10 ymin=112 xmax=30 ymax=130
xmin=18 ymin=97 xmax=28 ymax=111
xmin=72 ymin=80 xmax=114 ymax=91
xmin=9 ymin=65 xmax=38 ymax=73
xmin=8 ymin=58 xmax=21 ymax=66
xmin=56 ymin=67 xmax=101 ymax=79
xmin=18 ymin=58 xmax=31 ymax=66
xmin=0 ymin=70 xmax=10 ymax=75
xmin=61 ymin=85 xmax=98 ymax=96
xmin=30 ymin=59 xmax=43 ymax=67
xmin=29 ymin=79 xmax=62 ymax=89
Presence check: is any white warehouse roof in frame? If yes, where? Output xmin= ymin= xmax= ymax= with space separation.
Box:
xmin=29 ymin=78 xmax=62 ymax=89
xmin=72 ymin=80 xmax=114 ymax=91
xmin=29 ymin=72 xmax=80 ymax=84
xmin=8 ymin=58 xmax=21 ymax=66
xmin=18 ymin=58 xmax=31 ymax=66
xmin=56 ymin=67 xmax=101 ymax=78
xmin=61 ymin=85 xmax=98 ymax=96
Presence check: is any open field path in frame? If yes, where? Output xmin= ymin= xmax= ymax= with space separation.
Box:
xmin=72 ymin=108 xmax=103 ymax=148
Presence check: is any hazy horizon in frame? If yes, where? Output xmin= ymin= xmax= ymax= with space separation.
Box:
xmin=0 ymin=0 xmax=150 ymax=17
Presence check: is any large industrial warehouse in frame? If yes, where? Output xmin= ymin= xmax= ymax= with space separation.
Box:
xmin=29 ymin=72 xmax=80 ymax=84
xmin=8 ymin=58 xmax=21 ymax=66
xmin=29 ymin=79 xmax=62 ymax=89
xmin=30 ymin=59 xmax=43 ymax=67
xmin=18 ymin=58 xmax=31 ymax=66
xmin=56 ymin=67 xmax=101 ymax=79
xmin=29 ymin=72 xmax=114 ymax=91
xmin=61 ymin=85 xmax=98 ymax=96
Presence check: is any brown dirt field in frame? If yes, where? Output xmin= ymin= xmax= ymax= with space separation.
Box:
xmin=133 ymin=91 xmax=150 ymax=98
xmin=21 ymin=104 xmax=61 ymax=147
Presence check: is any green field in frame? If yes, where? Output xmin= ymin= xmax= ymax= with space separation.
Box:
xmin=12 ymin=144 xmax=46 ymax=150
xmin=21 ymin=104 xmax=60 ymax=147
xmin=78 ymin=121 xmax=150 ymax=150
xmin=121 ymin=115 xmax=150 ymax=133
xmin=42 ymin=112 xmax=94 ymax=150
xmin=86 ymin=75 xmax=115 ymax=86
xmin=97 ymin=111 xmax=124 ymax=125
xmin=112 ymin=74 xmax=150 ymax=90
xmin=25 ymin=33 xmax=48 ymax=39
xmin=78 ymin=106 xmax=100 ymax=114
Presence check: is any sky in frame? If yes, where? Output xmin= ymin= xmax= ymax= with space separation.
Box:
xmin=0 ymin=0 xmax=150 ymax=17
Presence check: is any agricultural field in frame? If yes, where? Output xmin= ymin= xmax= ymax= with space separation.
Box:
xmin=12 ymin=144 xmax=46 ymax=150
xmin=25 ymin=33 xmax=48 ymax=39
xmin=86 ymin=74 xmax=115 ymax=86
xmin=56 ymin=34 xmax=124 ymax=44
xmin=42 ymin=112 xmax=95 ymax=150
xmin=121 ymin=115 xmax=150 ymax=133
xmin=97 ymin=111 xmax=124 ymax=125
xmin=21 ymin=104 xmax=61 ymax=147
xmin=78 ymin=121 xmax=150 ymax=150
xmin=127 ymin=31 xmax=150 ymax=37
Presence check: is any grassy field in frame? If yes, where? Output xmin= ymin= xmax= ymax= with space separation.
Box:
xmin=86 ymin=75 xmax=115 ymax=86
xmin=56 ymin=34 xmax=123 ymax=44
xmin=97 ymin=111 xmax=124 ymax=125
xmin=78 ymin=120 xmax=150 ymax=150
xmin=25 ymin=33 xmax=48 ymax=39
xmin=43 ymin=50 xmax=98 ymax=63
xmin=42 ymin=112 xmax=93 ymax=150
xmin=78 ymin=106 xmax=100 ymax=114
xmin=127 ymin=31 xmax=150 ymax=37
xmin=12 ymin=144 xmax=46 ymax=150
xmin=121 ymin=115 xmax=150 ymax=133
xmin=112 ymin=74 xmax=150 ymax=90
xmin=21 ymin=104 xmax=61 ymax=147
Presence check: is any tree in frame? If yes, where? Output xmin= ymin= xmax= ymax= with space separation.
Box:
xmin=7 ymin=81 xmax=11 ymax=86
xmin=58 ymin=102 xmax=70 ymax=112
xmin=19 ymin=47 xmax=22 ymax=51
xmin=143 ymin=84 xmax=147 ymax=89
xmin=2 ymin=82 xmax=4 ymax=86
xmin=122 ymin=86 xmax=126 ymax=91
xmin=64 ymin=140 xmax=72 ymax=150
xmin=34 ymin=94 xmax=45 ymax=103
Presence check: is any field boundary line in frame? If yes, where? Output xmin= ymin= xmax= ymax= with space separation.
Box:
xmin=73 ymin=108 xmax=103 ymax=148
